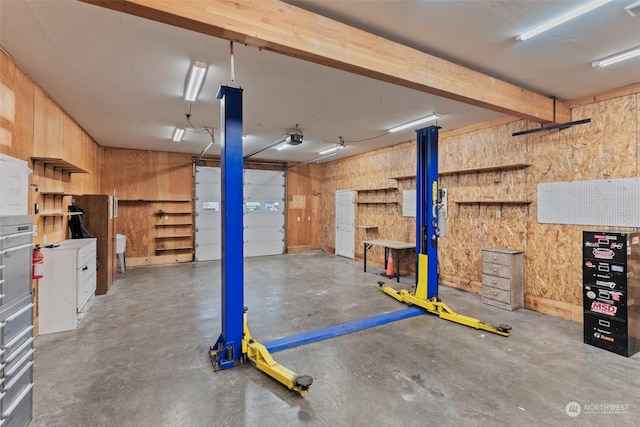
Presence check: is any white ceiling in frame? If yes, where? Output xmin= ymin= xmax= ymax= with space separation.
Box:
xmin=1 ymin=0 xmax=639 ymax=164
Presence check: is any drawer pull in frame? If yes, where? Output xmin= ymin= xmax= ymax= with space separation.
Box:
xmin=492 ymin=267 xmax=498 ymax=272
xmin=82 ymin=266 xmax=89 ymax=271
xmin=0 ymin=243 xmax=33 ymax=256
xmin=4 ymin=303 xmax=33 ymax=323
xmin=3 ymin=325 xmax=33 ymax=349
xmin=5 ymin=360 xmax=33 ymax=391
xmin=492 ymin=280 xmax=497 ymax=285
xmin=1 ymin=383 xmax=33 ymax=419
xmin=0 ymin=231 xmax=35 ymax=241
xmin=4 ymin=338 xmax=35 ymax=366
xmin=493 ymin=291 xmax=498 ymax=296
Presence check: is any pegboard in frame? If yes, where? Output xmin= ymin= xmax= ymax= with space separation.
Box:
xmin=538 ymin=177 xmax=640 ymax=227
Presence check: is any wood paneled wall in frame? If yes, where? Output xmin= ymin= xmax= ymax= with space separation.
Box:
xmin=1 ymin=49 xmax=102 ymax=335
xmin=1 ymin=49 xmax=101 ymax=245
xmin=100 ymin=148 xmax=194 ymax=266
xmin=286 ymin=164 xmax=322 ymax=252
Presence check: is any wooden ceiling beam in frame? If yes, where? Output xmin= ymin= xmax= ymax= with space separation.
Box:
xmin=83 ymin=0 xmax=571 ymax=123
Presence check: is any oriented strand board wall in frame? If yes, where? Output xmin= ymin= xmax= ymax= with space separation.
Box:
xmin=320 ymin=89 xmax=640 ymax=322
xmin=438 ymin=92 xmax=639 ymax=321
xmin=321 ymin=143 xmax=416 ymax=273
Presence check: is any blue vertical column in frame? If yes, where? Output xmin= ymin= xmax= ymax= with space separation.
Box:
xmin=416 ymin=125 xmax=439 ymax=299
xmin=212 ymin=86 xmax=244 ymax=370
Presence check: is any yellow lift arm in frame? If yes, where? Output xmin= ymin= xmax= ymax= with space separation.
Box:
xmin=380 ymin=254 xmax=511 ymax=337
xmin=242 ymin=309 xmax=313 ymax=394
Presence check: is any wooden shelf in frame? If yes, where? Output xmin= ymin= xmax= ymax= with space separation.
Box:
xmin=357 ymin=201 xmax=398 ymax=205
xmin=31 ymin=157 xmax=89 ymax=174
xmin=455 ymin=200 xmax=531 ymax=205
xmin=389 ymin=175 xmax=415 ymax=180
xmin=155 ymin=246 xmax=193 ymax=251
xmin=38 ymin=191 xmax=66 ymax=196
xmin=357 ymin=225 xmax=378 ymax=229
xmin=439 ymin=163 xmax=530 ymax=176
xmin=157 ymin=211 xmax=192 ymax=215
xmin=155 ymin=223 xmax=192 ymax=227
xmin=40 ymin=213 xmax=65 ymax=217
xmin=155 ymin=235 xmax=192 ymax=239
xmin=356 ymin=187 xmax=397 ymax=192
xmin=121 ymin=199 xmax=192 ymax=202
xmin=67 ymin=212 xmax=83 ymax=216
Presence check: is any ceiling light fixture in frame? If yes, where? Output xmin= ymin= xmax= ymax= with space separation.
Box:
xmin=516 ymin=0 xmax=612 ymax=41
xmin=592 ymin=46 xmax=640 ymax=67
xmin=388 ymin=114 xmax=439 ymax=133
xmin=172 ymin=127 xmax=185 ymax=142
xmin=276 ymin=143 xmax=291 ymax=151
xmin=319 ymin=146 xmax=345 ymax=155
xmin=625 ymin=0 xmax=640 ymax=16
xmin=184 ymin=60 xmax=208 ymax=102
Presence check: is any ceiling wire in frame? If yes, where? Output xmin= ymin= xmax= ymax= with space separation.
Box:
xmin=342 ymin=131 xmax=389 ymax=143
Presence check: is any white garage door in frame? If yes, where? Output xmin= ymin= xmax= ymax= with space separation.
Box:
xmin=194 ymin=167 xmax=222 ymax=261
xmin=243 ymin=169 xmax=286 ymax=257
xmin=194 ymin=167 xmax=285 ymax=261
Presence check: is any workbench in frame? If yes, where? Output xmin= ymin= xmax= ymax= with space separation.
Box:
xmin=363 ymin=239 xmax=415 ymax=282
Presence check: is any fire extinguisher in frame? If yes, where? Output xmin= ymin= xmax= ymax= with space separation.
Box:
xmin=33 ymin=245 xmax=44 ymax=280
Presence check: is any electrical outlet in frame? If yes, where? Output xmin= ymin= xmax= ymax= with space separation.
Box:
xmin=297 ymin=217 xmax=301 ymax=221
xmin=496 ymin=209 xmax=502 ymax=219
xmin=164 ymin=215 xmax=169 ymax=221
xmin=33 ymin=225 xmax=38 ymax=237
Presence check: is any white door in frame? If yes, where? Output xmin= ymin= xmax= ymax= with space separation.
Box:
xmin=335 ymin=190 xmax=355 ymax=259
xmin=243 ymin=169 xmax=286 ymax=257
xmin=194 ymin=166 xmax=222 ymax=261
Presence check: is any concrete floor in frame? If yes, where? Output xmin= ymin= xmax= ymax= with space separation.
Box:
xmin=33 ymin=251 xmax=640 ymax=426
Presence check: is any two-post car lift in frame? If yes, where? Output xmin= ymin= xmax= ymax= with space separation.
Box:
xmin=209 ymin=87 xmax=509 ymax=395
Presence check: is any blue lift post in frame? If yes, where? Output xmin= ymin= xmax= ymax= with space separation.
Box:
xmin=380 ymin=125 xmax=512 ymax=336
xmin=211 ymin=86 xmax=245 ymax=370
xmin=416 ymin=125 xmax=440 ymax=299
xmin=209 ymin=86 xmax=314 ymax=393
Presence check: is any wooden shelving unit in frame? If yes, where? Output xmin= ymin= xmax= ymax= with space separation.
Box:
xmin=439 ymin=163 xmax=530 ymax=176
xmin=153 ymin=200 xmax=194 ymax=255
xmin=31 ymin=157 xmax=89 ymax=175
xmin=356 ymin=187 xmax=398 ymax=205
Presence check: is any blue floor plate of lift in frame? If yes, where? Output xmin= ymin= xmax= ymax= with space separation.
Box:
xmin=264 ymin=307 xmax=424 ymax=353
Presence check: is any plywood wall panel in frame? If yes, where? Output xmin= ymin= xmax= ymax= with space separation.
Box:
xmin=0 ymin=50 xmax=34 ymax=160
xmin=100 ymin=148 xmax=192 ymax=201
xmin=33 ymin=87 xmax=63 ymax=159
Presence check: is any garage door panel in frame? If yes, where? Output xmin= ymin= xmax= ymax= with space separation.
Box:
xmin=245 ymin=186 xmax=283 ymax=200
xmin=244 ymin=214 xmax=285 ymax=227
xmin=196 ymin=167 xmax=284 ymax=260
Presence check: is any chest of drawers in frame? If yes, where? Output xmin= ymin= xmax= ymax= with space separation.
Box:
xmin=39 ymin=239 xmax=97 ymax=334
xmin=481 ymin=248 xmax=524 ymax=311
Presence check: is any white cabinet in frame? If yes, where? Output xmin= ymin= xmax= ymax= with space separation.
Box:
xmin=39 ymin=239 xmax=97 ymax=334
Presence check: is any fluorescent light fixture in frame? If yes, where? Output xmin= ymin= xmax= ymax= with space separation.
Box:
xmin=318 ymin=146 xmax=345 ymax=155
xmin=172 ymin=127 xmax=185 ymax=142
xmin=592 ymin=46 xmax=640 ymax=67
xmin=516 ymin=0 xmax=612 ymax=41
xmin=388 ymin=114 xmax=439 ymax=133
xmin=184 ymin=60 xmax=208 ymax=102
xmin=276 ymin=143 xmax=290 ymax=151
